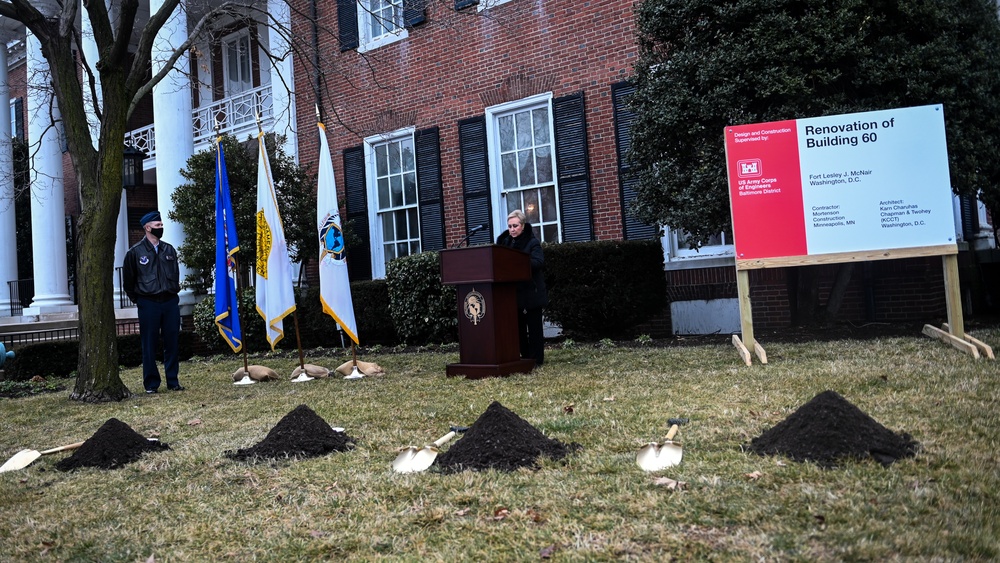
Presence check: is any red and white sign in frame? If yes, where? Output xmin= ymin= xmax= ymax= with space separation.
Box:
xmin=724 ymin=105 xmax=956 ymax=261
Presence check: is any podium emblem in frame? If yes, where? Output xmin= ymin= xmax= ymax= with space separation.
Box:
xmin=463 ymin=289 xmax=486 ymax=325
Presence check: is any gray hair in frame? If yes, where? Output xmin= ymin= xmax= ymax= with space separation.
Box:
xmin=507 ymin=209 xmax=526 ymax=224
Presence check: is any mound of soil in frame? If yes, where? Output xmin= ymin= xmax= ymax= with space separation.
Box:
xmin=435 ymin=401 xmax=577 ymax=473
xmin=226 ymin=404 xmax=355 ymax=462
xmin=747 ymin=390 xmax=919 ymax=468
xmin=56 ymin=418 xmax=169 ymax=471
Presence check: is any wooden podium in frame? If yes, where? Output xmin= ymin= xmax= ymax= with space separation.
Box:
xmin=440 ymin=245 xmax=536 ymax=378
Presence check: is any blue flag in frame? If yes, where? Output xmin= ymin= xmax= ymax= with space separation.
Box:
xmin=214 ymin=138 xmax=243 ymax=352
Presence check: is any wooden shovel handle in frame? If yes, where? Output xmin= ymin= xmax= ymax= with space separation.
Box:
xmin=431 ymin=431 xmax=456 ymax=448
xmin=664 ymin=424 xmax=680 ymax=441
xmin=39 ymin=441 xmax=85 ymax=455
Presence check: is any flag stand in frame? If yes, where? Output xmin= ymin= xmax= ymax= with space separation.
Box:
xmin=344 ymin=343 xmax=363 ymax=380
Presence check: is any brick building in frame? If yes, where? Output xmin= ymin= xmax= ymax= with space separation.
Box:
xmin=1 ymin=0 xmax=997 ymax=337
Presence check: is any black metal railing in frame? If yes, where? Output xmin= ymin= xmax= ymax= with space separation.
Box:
xmin=1 ymin=320 xmax=141 ymax=350
xmin=7 ymin=278 xmax=34 ymax=316
xmin=115 ymin=268 xmax=136 ymax=309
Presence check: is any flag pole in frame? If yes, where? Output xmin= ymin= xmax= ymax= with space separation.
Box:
xmin=257 ymin=113 xmax=305 ymax=372
xmin=232 ymin=254 xmax=250 ymax=376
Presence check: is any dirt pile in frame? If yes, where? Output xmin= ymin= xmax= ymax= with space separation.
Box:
xmin=435 ymin=401 xmax=577 ymax=473
xmin=56 ymin=418 xmax=169 ymax=471
xmin=747 ymin=390 xmax=919 ymax=468
xmin=226 ymin=404 xmax=355 ymax=462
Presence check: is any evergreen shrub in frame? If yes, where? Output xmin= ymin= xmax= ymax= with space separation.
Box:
xmin=544 ymin=240 xmax=666 ymax=340
xmin=386 ymin=251 xmax=457 ymax=345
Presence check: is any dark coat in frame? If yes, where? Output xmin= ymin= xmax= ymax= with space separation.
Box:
xmin=496 ymin=222 xmax=548 ymax=310
xmin=122 ymin=237 xmax=181 ymax=302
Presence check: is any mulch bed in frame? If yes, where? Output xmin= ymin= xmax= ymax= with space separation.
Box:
xmin=225 ymin=404 xmax=355 ymax=462
xmin=56 ymin=418 xmax=170 ymax=471
xmin=435 ymin=401 xmax=578 ymax=473
xmin=746 ymin=390 xmax=919 ymax=468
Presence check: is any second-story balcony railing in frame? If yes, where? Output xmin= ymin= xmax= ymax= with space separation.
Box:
xmin=124 ymin=84 xmax=274 ymax=164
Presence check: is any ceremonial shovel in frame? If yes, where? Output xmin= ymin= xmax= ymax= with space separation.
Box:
xmin=0 ymin=441 xmax=85 ymax=473
xmin=392 ymin=426 xmax=468 ymax=474
xmin=636 ymin=417 xmax=688 ymax=471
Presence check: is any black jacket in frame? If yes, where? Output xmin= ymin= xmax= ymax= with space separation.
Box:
xmin=496 ymin=223 xmax=548 ymax=310
xmin=122 ymin=238 xmax=181 ymax=302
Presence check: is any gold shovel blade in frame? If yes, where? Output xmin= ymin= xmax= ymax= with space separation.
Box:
xmin=635 ymin=441 xmax=683 ymax=472
xmin=0 ymin=449 xmax=42 ymax=473
xmin=391 ymin=446 xmax=420 ymax=473
xmin=392 ymin=446 xmax=440 ymax=474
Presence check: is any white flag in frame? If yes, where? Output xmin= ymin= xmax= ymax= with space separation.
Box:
xmin=255 ymin=133 xmax=297 ymax=349
xmin=316 ymin=122 xmax=359 ymax=344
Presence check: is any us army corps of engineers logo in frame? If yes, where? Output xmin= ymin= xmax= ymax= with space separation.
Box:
xmin=463 ymin=289 xmax=486 ymax=326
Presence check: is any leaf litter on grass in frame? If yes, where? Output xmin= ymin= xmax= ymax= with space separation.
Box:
xmin=747 ymin=390 xmax=919 ymax=468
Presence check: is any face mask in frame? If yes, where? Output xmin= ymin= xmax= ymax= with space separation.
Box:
xmin=150 ymin=227 xmax=164 ymax=239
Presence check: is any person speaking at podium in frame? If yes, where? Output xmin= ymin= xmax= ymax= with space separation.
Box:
xmin=495 ymin=210 xmax=548 ymax=366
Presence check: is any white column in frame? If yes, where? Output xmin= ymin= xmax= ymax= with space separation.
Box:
xmin=25 ymin=30 xmax=73 ymax=313
xmin=268 ymin=0 xmax=297 ymax=159
xmin=0 ymin=38 xmax=18 ymax=316
xmin=151 ymin=0 xmax=194 ymax=307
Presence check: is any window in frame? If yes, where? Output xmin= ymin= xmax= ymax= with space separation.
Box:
xmin=486 ymin=94 xmax=560 ymax=243
xmin=478 ymin=0 xmax=515 ymax=10
xmin=222 ymin=31 xmax=253 ymax=97
xmin=357 ymin=0 xmax=408 ymax=52
xmin=364 ymin=129 xmax=420 ymax=277
xmin=661 ymin=229 xmax=734 ymax=268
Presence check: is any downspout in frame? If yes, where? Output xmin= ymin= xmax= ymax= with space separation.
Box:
xmin=311 ymin=0 xmax=322 ymax=115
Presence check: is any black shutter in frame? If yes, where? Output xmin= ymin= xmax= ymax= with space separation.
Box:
xmin=415 ymin=127 xmax=445 ymax=251
xmin=404 ymin=0 xmax=427 ymax=27
xmin=553 ymin=93 xmax=593 ymax=242
xmin=455 ymin=0 xmax=478 ymax=9
xmin=458 ymin=116 xmax=494 ymax=246
xmin=959 ymin=194 xmax=979 ymax=242
xmin=13 ymin=98 xmax=24 ymax=139
xmin=612 ymin=82 xmax=658 ymax=240
xmin=343 ymin=145 xmax=372 ymax=280
xmin=338 ymin=0 xmax=359 ymax=52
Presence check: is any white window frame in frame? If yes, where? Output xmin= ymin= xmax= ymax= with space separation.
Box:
xmin=357 ymin=0 xmax=409 ymax=53
xmin=364 ymin=127 xmax=420 ymax=279
xmin=484 ymin=92 xmax=561 ymax=243
xmin=478 ymin=0 xmax=515 ymax=11
xmin=221 ymin=29 xmax=253 ymax=97
xmin=661 ymin=228 xmax=735 ymax=270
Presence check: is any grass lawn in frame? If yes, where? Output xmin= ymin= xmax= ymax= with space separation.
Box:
xmin=1 ymin=327 xmax=998 ymax=561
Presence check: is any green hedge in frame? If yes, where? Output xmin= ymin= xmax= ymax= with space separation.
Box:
xmin=386 ymin=251 xmax=457 ymax=345
xmin=3 ymin=332 xmax=194 ymax=381
xmin=544 ymin=240 xmax=667 ymax=340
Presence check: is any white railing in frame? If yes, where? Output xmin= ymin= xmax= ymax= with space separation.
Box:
xmin=124 ymin=84 xmax=273 ymax=161
xmin=192 ymin=85 xmax=273 ymax=145
xmin=124 ymin=124 xmax=155 ymax=158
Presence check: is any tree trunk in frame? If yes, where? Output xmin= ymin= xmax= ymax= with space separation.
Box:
xmin=819 ymin=263 xmax=855 ymax=322
xmin=792 ymin=263 xmax=854 ymax=326
xmin=70 ymin=174 xmax=132 ymax=402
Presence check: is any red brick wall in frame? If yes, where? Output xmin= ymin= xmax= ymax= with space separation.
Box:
xmin=290 ymin=0 xmax=638 ymax=245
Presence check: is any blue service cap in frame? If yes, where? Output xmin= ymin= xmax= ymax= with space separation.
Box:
xmin=139 ymin=211 xmax=161 ymax=227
